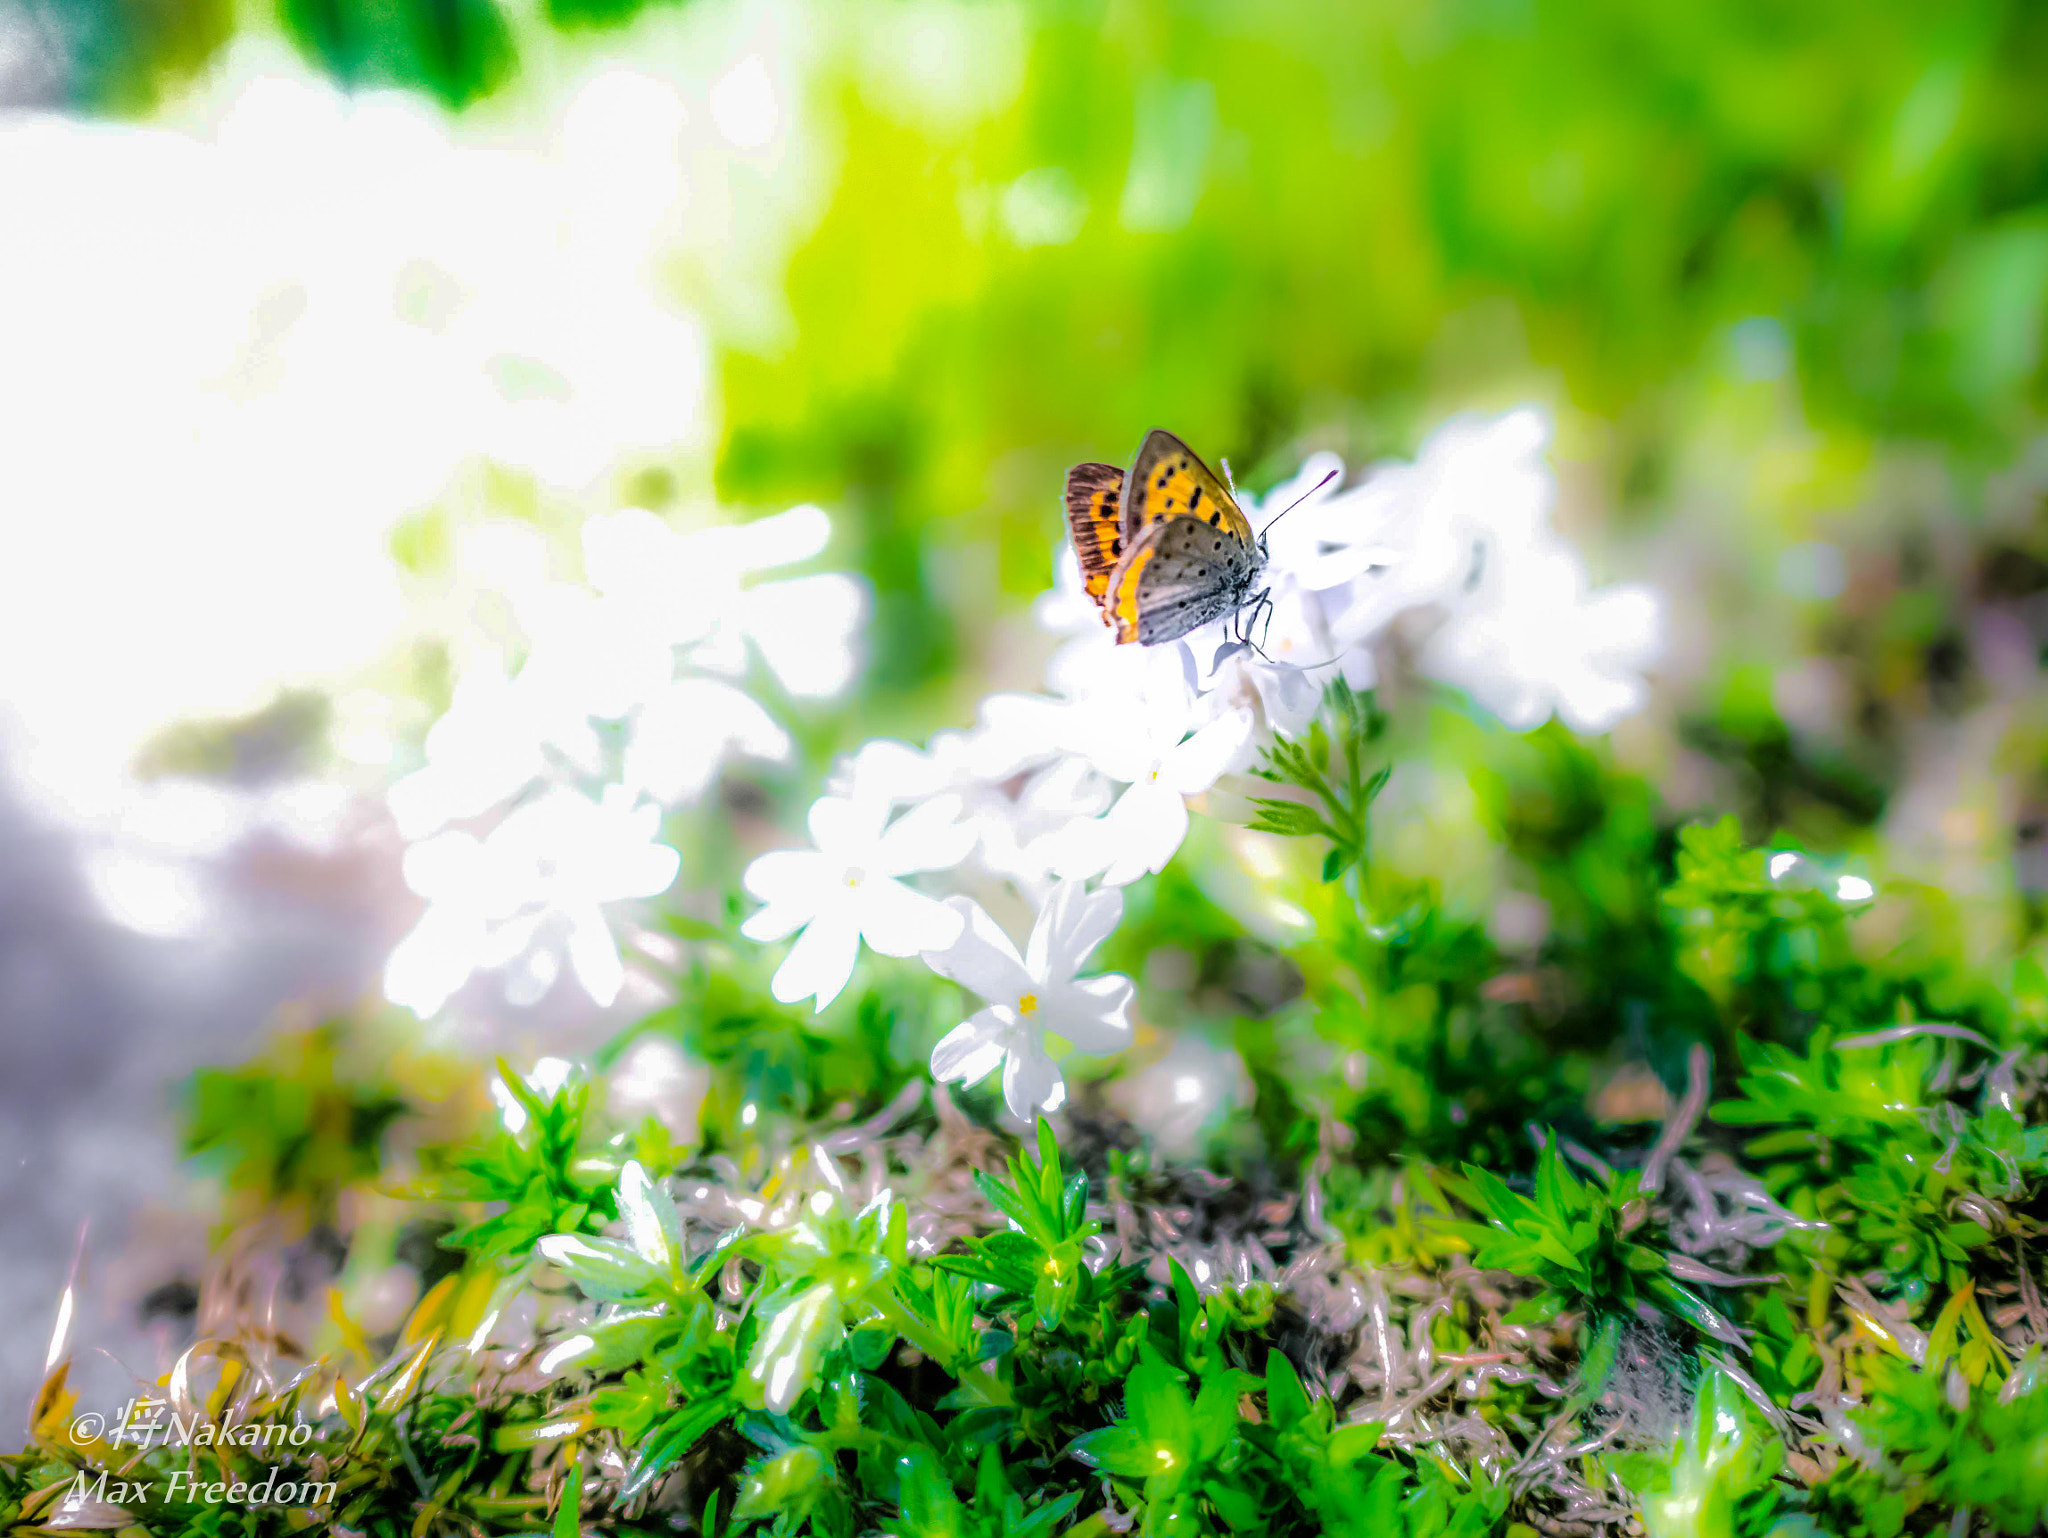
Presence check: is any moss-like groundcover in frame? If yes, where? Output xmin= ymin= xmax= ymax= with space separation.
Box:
xmin=10 ymin=686 xmax=2048 ymax=1538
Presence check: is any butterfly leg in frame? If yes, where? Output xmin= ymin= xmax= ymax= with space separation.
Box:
xmin=1245 ymin=588 xmax=1276 ymax=661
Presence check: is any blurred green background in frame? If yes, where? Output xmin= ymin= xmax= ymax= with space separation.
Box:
xmin=15 ymin=0 xmax=2048 ymax=863
xmin=11 ymin=0 xmax=2048 ymax=1439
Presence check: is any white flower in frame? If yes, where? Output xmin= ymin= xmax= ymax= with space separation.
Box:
xmin=584 ymin=502 xmax=869 ymax=700
xmin=1419 ymin=536 xmax=1662 ymax=733
xmin=625 ymin=676 xmax=792 ymax=804
xmin=966 ymin=754 xmax=1114 ymax=890
xmin=384 ymin=787 xmax=681 ymax=1016
xmin=741 ymin=794 xmax=975 ymax=1010
xmin=1052 ymin=681 xmax=1254 ymax=886
xmin=1193 ymin=579 xmax=1338 ymax=738
xmin=386 ymin=655 xmax=553 ymax=839
xmin=694 ymin=570 xmax=868 ymax=699
xmin=1246 ymin=449 xmax=1352 ymax=582
xmin=924 ymin=881 xmax=1134 ymax=1120
xmin=1321 ymin=408 xmax=1555 ymax=646
xmin=827 ymin=737 xmax=958 ymax=807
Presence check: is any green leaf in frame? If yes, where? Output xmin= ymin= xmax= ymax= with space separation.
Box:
xmin=891 ymin=1446 xmax=965 ymax=1538
xmin=1325 ymin=1420 xmax=1385 ymax=1466
xmin=1190 ymin=1368 xmax=1251 ymax=1459
xmin=616 ymin=1159 xmax=685 ymax=1279
xmin=1068 ymin=1424 xmax=1157 ymax=1479
xmin=616 ymin=1398 xmax=732 ymax=1505
xmin=732 ymin=1444 xmax=833 ymax=1524
xmin=1265 ymin=1348 xmax=1310 ymax=1430
xmin=741 ymin=1283 xmax=845 ymax=1414
xmin=554 ymin=1458 xmax=583 ymax=1538
xmin=538 ymin=1235 xmax=660 ymax=1303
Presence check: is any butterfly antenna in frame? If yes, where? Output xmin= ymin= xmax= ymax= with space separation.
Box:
xmin=1257 ymin=467 xmax=1339 ymax=538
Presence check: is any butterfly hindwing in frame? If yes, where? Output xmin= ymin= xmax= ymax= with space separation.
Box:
xmin=1123 ymin=429 xmax=1256 ymax=547
xmin=1064 ymin=461 xmax=1126 ymax=614
xmin=1108 ymin=515 xmax=1262 ymax=645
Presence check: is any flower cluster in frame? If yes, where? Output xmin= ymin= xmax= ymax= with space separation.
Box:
xmin=740 ymin=408 xmax=1663 ymax=1120
xmin=383 ymin=506 xmax=866 ymax=1017
xmin=377 ymin=411 xmax=1657 ymax=1112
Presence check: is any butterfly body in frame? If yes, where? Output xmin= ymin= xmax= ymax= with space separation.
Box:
xmin=1065 ymin=429 xmax=1267 ymax=646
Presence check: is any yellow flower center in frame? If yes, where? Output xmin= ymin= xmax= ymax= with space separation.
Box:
xmin=1017 ymin=992 xmax=1039 ymax=1016
xmin=844 ymin=867 xmax=865 ymax=888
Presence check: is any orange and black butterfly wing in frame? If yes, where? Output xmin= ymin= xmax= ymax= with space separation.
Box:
xmin=1064 ymin=461 xmax=1126 ymax=618
xmin=1122 ymin=429 xmax=1255 ymax=546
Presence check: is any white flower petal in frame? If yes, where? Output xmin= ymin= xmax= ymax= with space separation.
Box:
xmin=628 ymin=678 xmax=791 ymax=804
xmin=741 ymin=573 xmax=868 ymax=698
xmin=1002 ymin=1044 xmax=1066 ymax=1122
xmin=1025 ymin=879 xmax=1121 ymax=981
xmin=384 ymin=905 xmax=487 ymax=1017
xmin=771 ymin=910 xmax=862 ymax=1010
xmin=830 ymin=738 xmax=950 ymax=804
xmin=400 ymin=830 xmax=486 ymax=904
xmin=859 ymin=876 xmax=964 ymax=958
xmin=608 ymin=840 xmax=682 ymax=901
xmin=565 ymin=905 xmax=626 ymax=1007
xmin=1044 ymin=973 xmax=1135 ymax=1051
xmin=1099 ymin=779 xmax=1188 ymax=886
xmin=929 ymin=1009 xmax=1013 ymax=1087
xmin=743 ymin=848 xmax=829 ymax=905
xmin=807 ymin=793 xmax=886 ymax=857
xmin=740 ymin=897 xmax=813 ymax=944
xmin=1040 ymin=812 xmax=1113 ymax=882
xmin=874 ymin=793 xmax=976 ymax=875
xmin=1163 ymin=708 xmax=1254 ymax=795
xmin=922 ymin=896 xmax=1031 ymax=1002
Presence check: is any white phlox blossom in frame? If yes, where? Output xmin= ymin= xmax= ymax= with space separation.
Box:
xmin=734 ymin=405 xmax=1662 ymax=1099
xmin=740 ymin=794 xmax=976 ymax=1010
xmin=1314 ymin=409 xmax=1556 ymax=645
xmin=924 ymin=880 xmax=1135 ymax=1120
xmin=1419 ymin=535 xmax=1663 ymax=733
xmin=387 ymin=655 xmax=556 ymax=840
xmin=1051 ymin=684 xmax=1254 ymax=887
xmin=383 ymin=502 xmax=867 ymax=1017
xmin=822 ymin=699 xmax=1109 ymax=892
xmin=385 ymin=786 xmax=681 ymax=1016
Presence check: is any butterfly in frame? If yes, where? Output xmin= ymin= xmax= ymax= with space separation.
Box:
xmin=1065 ymin=429 xmax=1270 ymax=647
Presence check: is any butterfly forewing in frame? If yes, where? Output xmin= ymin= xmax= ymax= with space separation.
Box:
xmin=1123 ymin=429 xmax=1256 ymax=546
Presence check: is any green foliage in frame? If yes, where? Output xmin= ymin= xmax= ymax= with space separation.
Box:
xmin=182 ymin=1023 xmax=407 ymax=1226
xmin=937 ymin=1121 xmax=1106 ymax=1335
xmin=1609 ymin=1371 xmax=1792 ymax=1538
xmin=390 ymin=1124 xmax=1528 ymax=1538
xmin=1663 ymin=818 xmax=1877 ymax=1044
xmin=1455 ymin=1140 xmax=1741 ymax=1350
xmin=1713 ymin=1030 xmax=2048 ymax=1291
xmin=417 ymin=1060 xmax=622 ymax=1267
xmin=276 ymin=0 xmax=515 ymax=107
xmin=891 ymin=1445 xmax=1080 ymax=1538
xmin=1248 ymin=679 xmax=1390 ymax=885
xmin=1808 ymin=1354 xmax=2048 ymax=1534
